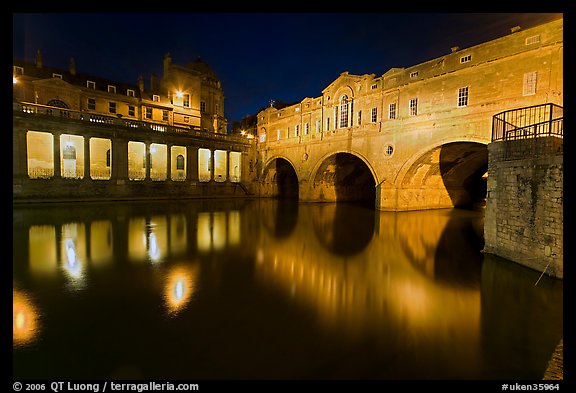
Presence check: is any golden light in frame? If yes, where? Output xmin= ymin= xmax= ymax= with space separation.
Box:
xmin=13 ymin=289 xmax=40 ymax=347
xmin=13 ymin=76 xmax=18 ymax=84
xmin=164 ymin=264 xmax=200 ymax=316
xmin=175 ymin=91 xmax=183 ymax=98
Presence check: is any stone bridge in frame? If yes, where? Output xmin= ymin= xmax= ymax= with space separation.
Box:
xmin=257 ymin=107 xmax=491 ymax=211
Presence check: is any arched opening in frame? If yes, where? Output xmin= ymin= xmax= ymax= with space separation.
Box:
xmin=261 ymin=158 xmax=299 ymax=200
xmin=312 ymin=153 xmax=375 ymax=206
xmin=399 ymin=142 xmax=488 ymax=210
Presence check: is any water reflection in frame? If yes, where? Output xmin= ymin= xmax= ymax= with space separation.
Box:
xmin=13 ymin=288 xmax=41 ymax=347
xmin=13 ymin=199 xmax=562 ymax=380
xmin=164 ymin=264 xmax=200 ymax=316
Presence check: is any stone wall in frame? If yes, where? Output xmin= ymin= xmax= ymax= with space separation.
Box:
xmin=484 ymin=137 xmax=563 ymax=278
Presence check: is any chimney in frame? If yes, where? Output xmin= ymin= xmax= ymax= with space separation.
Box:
xmin=163 ymin=53 xmax=172 ymax=75
xmin=511 ymin=26 xmax=521 ymax=33
xmin=137 ymin=74 xmax=145 ymax=93
xmin=35 ymin=49 xmax=43 ymax=69
xmin=150 ymin=73 xmax=157 ymax=92
xmin=69 ymin=57 xmax=76 ymax=76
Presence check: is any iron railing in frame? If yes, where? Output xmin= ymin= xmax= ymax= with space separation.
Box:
xmin=13 ymin=101 xmax=250 ymax=144
xmin=492 ymin=103 xmax=563 ymax=142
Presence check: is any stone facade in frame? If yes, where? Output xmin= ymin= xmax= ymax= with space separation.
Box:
xmin=255 ymin=18 xmax=563 ymax=211
xmin=484 ymin=137 xmax=563 ymax=278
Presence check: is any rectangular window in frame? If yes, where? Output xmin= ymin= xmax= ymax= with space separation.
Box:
xmin=523 ymin=72 xmax=537 ymax=96
xmin=14 ymin=66 xmax=24 ymax=75
xmin=162 ymin=110 xmax=169 ymax=121
xmin=525 ymin=35 xmax=541 ymax=45
xmin=460 ymin=54 xmax=472 ymax=63
xmin=389 ymin=103 xmax=397 ymax=119
xmin=295 ymin=124 xmax=299 ymax=137
xmin=87 ymin=98 xmax=96 ymax=111
xmin=357 ymin=110 xmax=362 ymax=125
xmin=153 ymin=94 xmax=160 ymax=102
xmin=277 ymin=129 xmax=281 ymax=140
xmin=200 ymin=101 xmax=206 ymax=112
xmin=409 ymin=98 xmax=418 ymax=116
xmin=259 ymin=133 xmax=267 ymax=143
xmin=184 ymin=116 xmax=189 ymax=123
xmin=304 ymin=122 xmax=309 ymax=135
xmin=457 ymin=86 xmax=469 ymax=107
xmin=108 ymin=85 xmax=116 ymax=93
xmin=371 ymin=107 xmax=377 ymax=123
xmin=183 ymin=94 xmax=190 ymax=108
xmin=109 ymin=102 xmax=116 ymax=114
xmin=145 ymin=107 xmax=152 ymax=119
xmin=410 ymin=71 xmax=419 ymax=78
xmin=128 ymin=105 xmax=135 ymax=117
xmin=127 ymin=89 xmax=135 ymax=97
xmin=53 ymin=73 xmax=62 ymax=79
xmin=326 ymin=117 xmax=330 ymax=131
xmin=315 ymin=120 xmax=320 ymax=133
xmin=87 ymin=81 xmax=96 ymax=89
xmin=371 ymin=83 xmax=378 ymax=90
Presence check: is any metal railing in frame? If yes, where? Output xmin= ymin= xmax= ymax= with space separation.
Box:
xmin=492 ymin=103 xmax=563 ymax=142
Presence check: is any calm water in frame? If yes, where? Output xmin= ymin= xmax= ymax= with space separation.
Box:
xmin=12 ymin=199 xmax=563 ymax=380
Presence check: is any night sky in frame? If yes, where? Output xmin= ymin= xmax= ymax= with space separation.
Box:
xmin=12 ymin=13 xmax=563 ymax=127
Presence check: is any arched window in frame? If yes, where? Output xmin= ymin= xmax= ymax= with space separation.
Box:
xmin=339 ymin=95 xmax=349 ymax=128
xmin=47 ymin=99 xmax=69 ymax=109
xmin=176 ymin=154 xmax=185 ymax=170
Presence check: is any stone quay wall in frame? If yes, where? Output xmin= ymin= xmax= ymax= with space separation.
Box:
xmin=484 ymin=136 xmax=563 ymax=278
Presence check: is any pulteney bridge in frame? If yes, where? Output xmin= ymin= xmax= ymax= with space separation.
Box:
xmin=254 ymin=18 xmax=563 ymax=211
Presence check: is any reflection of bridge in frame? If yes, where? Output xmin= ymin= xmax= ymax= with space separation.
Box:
xmin=255 ymin=18 xmax=563 ymax=211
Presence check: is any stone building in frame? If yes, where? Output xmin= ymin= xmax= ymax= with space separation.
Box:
xmin=13 ymin=51 xmax=227 ymax=133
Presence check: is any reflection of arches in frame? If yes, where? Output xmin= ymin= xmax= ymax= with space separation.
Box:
xmin=261 ymin=157 xmax=299 ymax=199
xmin=260 ymin=199 xmax=298 ymax=239
xmin=47 ymin=99 xmax=69 ymax=109
xmin=311 ymin=203 xmax=374 ymax=257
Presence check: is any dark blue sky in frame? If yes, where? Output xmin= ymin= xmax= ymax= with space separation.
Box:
xmin=13 ymin=13 xmax=563 ymax=126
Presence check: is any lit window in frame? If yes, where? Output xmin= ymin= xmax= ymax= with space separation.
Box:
xmin=460 ymin=54 xmax=472 ymax=63
xmin=371 ymin=107 xmax=377 ymax=123
xmin=87 ymin=98 xmax=96 ymax=111
xmin=409 ymin=98 xmax=418 ymax=116
xmin=162 ymin=110 xmax=169 ymax=121
xmin=128 ymin=105 xmax=135 ymax=117
xmin=183 ymin=94 xmax=190 ymax=108
xmin=457 ymin=86 xmax=469 ymax=107
xmin=315 ymin=120 xmax=320 ymax=133
xmin=523 ymin=72 xmax=537 ymax=96
xmin=14 ymin=66 xmax=24 ymax=75
xmin=109 ymin=102 xmax=116 ymax=114
xmin=260 ymin=133 xmax=267 ymax=143
xmin=153 ymin=95 xmax=160 ymax=102
xmin=87 ymin=81 xmax=96 ymax=89
xmin=339 ymin=95 xmax=349 ymax=128
xmin=145 ymin=107 xmax=152 ymax=119
xmin=127 ymin=89 xmax=135 ymax=97
xmin=525 ymin=35 xmax=541 ymax=45
xmin=277 ymin=129 xmax=281 ymax=140
xmin=108 ymin=85 xmax=116 ymax=94
xmin=389 ymin=103 xmax=397 ymax=119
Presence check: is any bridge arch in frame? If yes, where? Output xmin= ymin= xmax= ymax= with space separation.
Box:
xmin=307 ymin=150 xmax=378 ymax=205
xmin=392 ymin=138 xmax=488 ymax=210
xmin=260 ymin=155 xmax=299 ymax=199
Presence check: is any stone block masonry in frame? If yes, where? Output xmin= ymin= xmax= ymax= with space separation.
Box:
xmin=484 ymin=137 xmax=563 ymax=278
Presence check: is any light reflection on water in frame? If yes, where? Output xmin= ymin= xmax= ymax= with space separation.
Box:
xmin=12 ymin=199 xmax=562 ymax=380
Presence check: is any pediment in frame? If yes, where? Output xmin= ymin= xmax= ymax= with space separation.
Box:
xmin=32 ymin=77 xmax=80 ymax=91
